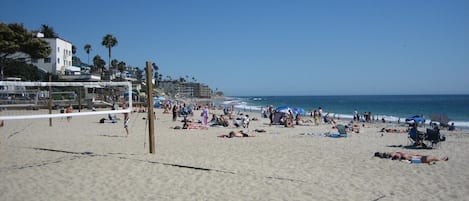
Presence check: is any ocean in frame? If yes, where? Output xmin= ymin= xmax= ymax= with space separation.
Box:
xmin=217 ymin=95 xmax=469 ymax=129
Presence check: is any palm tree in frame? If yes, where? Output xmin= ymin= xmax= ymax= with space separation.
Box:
xmin=152 ymin=63 xmax=159 ymax=86
xmin=101 ymin=34 xmax=118 ymax=71
xmin=92 ymin=55 xmax=106 ymax=76
xmin=84 ymin=44 xmax=92 ymax=65
xmin=111 ymin=59 xmax=119 ymax=70
xmin=40 ymin=24 xmax=58 ymax=38
xmin=117 ymin=61 xmax=126 ymax=74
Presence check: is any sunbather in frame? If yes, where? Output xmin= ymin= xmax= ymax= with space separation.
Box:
xmin=218 ymin=131 xmax=255 ymax=138
xmin=380 ymin=128 xmax=408 ymax=133
xmin=374 ymin=151 xmax=448 ymax=164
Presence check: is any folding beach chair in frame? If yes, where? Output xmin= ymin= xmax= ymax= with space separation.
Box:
xmin=425 ymin=127 xmax=445 ymax=148
xmin=330 ymin=124 xmax=348 ymax=138
xmin=337 ymin=124 xmax=347 ymax=137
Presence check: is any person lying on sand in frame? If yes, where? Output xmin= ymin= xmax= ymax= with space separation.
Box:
xmin=380 ymin=128 xmax=408 ymax=133
xmin=218 ymin=131 xmax=255 ymax=138
xmin=374 ymin=151 xmax=448 ymax=164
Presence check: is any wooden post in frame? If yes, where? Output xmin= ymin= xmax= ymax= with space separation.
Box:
xmin=146 ymin=61 xmax=156 ymax=154
xmin=48 ymin=75 xmax=52 ymax=127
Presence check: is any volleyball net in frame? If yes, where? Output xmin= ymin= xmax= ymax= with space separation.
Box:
xmin=0 ymin=81 xmax=132 ymax=120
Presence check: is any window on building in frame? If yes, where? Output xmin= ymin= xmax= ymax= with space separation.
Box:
xmin=57 ymin=47 xmax=60 ymax=52
xmin=44 ymin=58 xmax=51 ymax=63
xmin=57 ymin=58 xmax=60 ymax=64
xmin=32 ymin=58 xmax=38 ymax=63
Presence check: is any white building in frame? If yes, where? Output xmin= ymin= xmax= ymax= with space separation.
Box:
xmin=30 ymin=37 xmax=80 ymax=75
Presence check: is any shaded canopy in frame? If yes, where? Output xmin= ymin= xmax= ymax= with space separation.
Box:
xmin=430 ymin=114 xmax=450 ymax=124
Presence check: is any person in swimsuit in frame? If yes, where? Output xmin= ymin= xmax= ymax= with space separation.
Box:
xmin=218 ymin=131 xmax=255 ymax=138
xmin=65 ymin=104 xmax=73 ymax=122
xmin=123 ymin=104 xmax=130 ymax=136
xmin=374 ymin=152 xmax=448 ymax=164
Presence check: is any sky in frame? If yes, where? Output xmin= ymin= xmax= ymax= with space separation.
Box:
xmin=1 ymin=0 xmax=468 ymax=96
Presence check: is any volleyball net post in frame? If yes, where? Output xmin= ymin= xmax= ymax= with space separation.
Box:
xmin=146 ymin=61 xmax=155 ymax=154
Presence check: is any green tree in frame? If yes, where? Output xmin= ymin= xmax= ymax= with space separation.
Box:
xmin=179 ymin=76 xmax=186 ymax=83
xmin=92 ymin=55 xmax=105 ymax=75
xmin=84 ymin=44 xmax=92 ymax=65
xmin=101 ymin=34 xmax=118 ymax=71
xmin=40 ymin=24 xmax=58 ymax=38
xmin=117 ymin=61 xmax=126 ymax=74
xmin=3 ymin=59 xmax=43 ymax=81
xmin=111 ymin=59 xmax=118 ymax=70
xmin=152 ymin=62 xmax=159 ymax=86
xmin=0 ymin=23 xmax=51 ymax=80
xmin=136 ymin=67 xmax=143 ymax=81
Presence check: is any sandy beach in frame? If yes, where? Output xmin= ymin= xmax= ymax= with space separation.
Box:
xmin=1 ymin=107 xmax=468 ymax=201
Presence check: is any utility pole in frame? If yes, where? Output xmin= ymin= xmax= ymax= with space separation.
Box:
xmin=146 ymin=61 xmax=155 ymax=154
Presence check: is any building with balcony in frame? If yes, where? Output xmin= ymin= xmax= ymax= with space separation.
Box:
xmin=158 ymin=80 xmax=213 ymax=99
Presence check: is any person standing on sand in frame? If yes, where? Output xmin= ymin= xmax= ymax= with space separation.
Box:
xmin=285 ymin=110 xmax=294 ymax=128
xmin=123 ymin=104 xmax=130 ymax=136
xmin=65 ymin=104 xmax=73 ymax=122
xmin=269 ymin=105 xmax=274 ymax=126
xmin=318 ymin=107 xmax=323 ymax=124
xmin=201 ymin=105 xmax=209 ymax=126
xmin=313 ymin=110 xmax=319 ymax=126
xmin=172 ymin=105 xmax=178 ymax=121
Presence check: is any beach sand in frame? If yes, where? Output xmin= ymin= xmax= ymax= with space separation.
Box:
xmin=1 ymin=108 xmax=468 ymax=201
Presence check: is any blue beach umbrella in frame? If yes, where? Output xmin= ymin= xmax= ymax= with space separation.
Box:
xmin=405 ymin=115 xmax=426 ymax=123
xmin=291 ymin=107 xmax=306 ymax=116
xmin=275 ymin=106 xmax=291 ymax=113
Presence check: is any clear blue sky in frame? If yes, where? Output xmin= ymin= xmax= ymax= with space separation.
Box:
xmin=2 ymin=0 xmax=468 ymax=96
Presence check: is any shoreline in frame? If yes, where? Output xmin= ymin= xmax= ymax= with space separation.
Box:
xmin=219 ymin=95 xmax=469 ymax=130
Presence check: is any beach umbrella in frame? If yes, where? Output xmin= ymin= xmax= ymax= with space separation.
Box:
xmin=405 ymin=115 xmax=426 ymax=123
xmin=291 ymin=107 xmax=306 ymax=116
xmin=275 ymin=106 xmax=291 ymax=113
xmin=430 ymin=114 xmax=450 ymax=124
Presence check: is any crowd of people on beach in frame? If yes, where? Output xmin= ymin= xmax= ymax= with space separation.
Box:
xmin=8 ymin=98 xmax=449 ymax=165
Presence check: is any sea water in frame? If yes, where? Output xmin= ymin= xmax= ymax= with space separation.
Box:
xmin=217 ymin=95 xmax=469 ymax=129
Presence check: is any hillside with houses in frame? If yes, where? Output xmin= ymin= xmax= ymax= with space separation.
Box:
xmin=0 ymin=22 xmax=223 ymax=106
